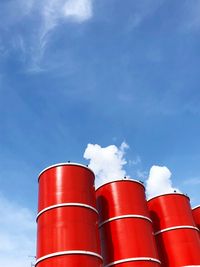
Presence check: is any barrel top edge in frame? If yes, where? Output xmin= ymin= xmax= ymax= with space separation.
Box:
xmin=192 ymin=204 xmax=200 ymax=211
xmin=147 ymin=192 xmax=190 ymax=202
xmin=38 ymin=162 xmax=94 ymax=181
xmin=96 ymin=178 xmax=144 ymax=191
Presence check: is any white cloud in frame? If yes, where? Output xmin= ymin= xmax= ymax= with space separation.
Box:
xmin=0 ymin=194 xmax=36 ymax=267
xmin=146 ymin=165 xmax=180 ymax=199
xmin=63 ymin=0 xmax=93 ymax=22
xmin=84 ymin=142 xmax=129 ymax=188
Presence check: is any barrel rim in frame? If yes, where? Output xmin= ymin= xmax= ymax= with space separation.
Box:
xmin=147 ymin=192 xmax=189 ymax=202
xmin=192 ymin=204 xmax=200 ymax=211
xmin=96 ymin=178 xmax=144 ymax=191
xmin=38 ymin=162 xmax=94 ymax=181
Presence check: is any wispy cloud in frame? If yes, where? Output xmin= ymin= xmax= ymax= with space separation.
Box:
xmin=0 ymin=0 xmax=94 ymax=72
xmin=0 ymin=194 xmax=36 ymax=267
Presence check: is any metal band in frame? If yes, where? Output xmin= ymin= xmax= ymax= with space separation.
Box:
xmin=38 ymin=162 xmax=94 ymax=181
xmin=99 ymin=214 xmax=152 ymax=228
xmin=154 ymin=225 xmax=199 ymax=236
xmin=104 ymin=257 xmax=161 ymax=267
xmin=35 ymin=250 xmax=103 ymax=265
xmin=37 ymin=203 xmax=98 ymax=221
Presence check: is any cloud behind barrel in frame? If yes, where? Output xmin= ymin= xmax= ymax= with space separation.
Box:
xmin=146 ymin=165 xmax=180 ymax=199
xmin=84 ymin=142 xmax=129 ymax=188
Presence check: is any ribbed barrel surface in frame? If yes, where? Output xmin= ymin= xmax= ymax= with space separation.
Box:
xmin=96 ymin=179 xmax=160 ymax=267
xmin=36 ymin=163 xmax=102 ymax=267
xmin=148 ymin=193 xmax=200 ymax=267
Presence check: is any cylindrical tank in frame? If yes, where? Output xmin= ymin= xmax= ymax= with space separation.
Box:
xmin=36 ymin=163 xmax=102 ymax=267
xmin=148 ymin=193 xmax=200 ymax=267
xmin=193 ymin=205 xmax=200 ymax=231
xmin=96 ymin=179 xmax=161 ymax=267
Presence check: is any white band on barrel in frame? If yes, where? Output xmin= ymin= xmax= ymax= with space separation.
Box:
xmin=35 ymin=250 xmax=103 ymax=265
xmin=154 ymin=225 xmax=199 ymax=236
xmin=36 ymin=203 xmax=98 ymax=221
xmin=104 ymin=257 xmax=161 ymax=267
xmin=99 ymin=214 xmax=152 ymax=228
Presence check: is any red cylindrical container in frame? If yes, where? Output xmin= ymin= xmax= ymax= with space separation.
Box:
xmin=193 ymin=205 xmax=200 ymax=232
xmin=96 ymin=179 xmax=160 ymax=267
xmin=36 ymin=163 xmax=102 ymax=267
xmin=148 ymin=193 xmax=200 ymax=267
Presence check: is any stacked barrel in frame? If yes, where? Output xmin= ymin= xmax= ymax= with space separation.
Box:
xmin=96 ymin=179 xmax=161 ymax=267
xmin=148 ymin=193 xmax=200 ymax=267
xmin=193 ymin=205 xmax=200 ymax=234
xmin=36 ymin=163 xmax=102 ymax=267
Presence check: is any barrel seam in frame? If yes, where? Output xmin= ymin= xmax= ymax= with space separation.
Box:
xmin=99 ymin=214 xmax=152 ymax=228
xmin=35 ymin=250 xmax=103 ymax=265
xmin=36 ymin=203 xmax=98 ymax=221
xmin=154 ymin=225 xmax=199 ymax=236
xmin=104 ymin=257 xmax=161 ymax=267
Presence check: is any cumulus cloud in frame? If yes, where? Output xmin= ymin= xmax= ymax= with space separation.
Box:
xmin=84 ymin=142 xmax=129 ymax=188
xmin=146 ymin=165 xmax=180 ymax=199
xmin=0 ymin=194 xmax=36 ymax=267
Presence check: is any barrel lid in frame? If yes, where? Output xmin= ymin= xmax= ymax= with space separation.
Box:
xmin=96 ymin=178 xmax=144 ymax=191
xmin=192 ymin=204 xmax=200 ymax=211
xmin=147 ymin=192 xmax=190 ymax=202
xmin=38 ymin=162 xmax=94 ymax=181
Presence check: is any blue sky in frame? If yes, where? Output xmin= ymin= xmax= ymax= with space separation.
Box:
xmin=1 ymin=0 xmax=200 ymax=265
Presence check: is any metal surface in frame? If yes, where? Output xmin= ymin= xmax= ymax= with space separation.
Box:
xmin=148 ymin=193 xmax=200 ymax=267
xmin=192 ymin=206 xmax=200 ymax=231
xmin=96 ymin=180 xmax=160 ymax=267
xmin=37 ymin=164 xmax=102 ymax=267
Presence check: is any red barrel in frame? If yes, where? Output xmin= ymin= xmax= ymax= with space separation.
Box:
xmin=148 ymin=193 xmax=200 ymax=267
xmin=193 ymin=205 xmax=200 ymax=232
xmin=96 ymin=179 xmax=160 ymax=267
xmin=36 ymin=163 xmax=102 ymax=267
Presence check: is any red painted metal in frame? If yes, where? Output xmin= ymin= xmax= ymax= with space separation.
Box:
xmin=96 ymin=179 xmax=160 ymax=267
xmin=193 ymin=205 xmax=200 ymax=231
xmin=148 ymin=193 xmax=200 ymax=267
xmin=36 ymin=163 xmax=102 ymax=267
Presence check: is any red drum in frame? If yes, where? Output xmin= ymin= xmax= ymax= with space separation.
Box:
xmin=36 ymin=163 xmax=102 ymax=267
xmin=193 ymin=205 xmax=200 ymax=231
xmin=96 ymin=179 xmax=160 ymax=267
xmin=148 ymin=193 xmax=200 ymax=267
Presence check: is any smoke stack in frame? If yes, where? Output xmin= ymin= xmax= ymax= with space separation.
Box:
xmin=36 ymin=163 xmax=102 ymax=267
xmin=96 ymin=179 xmax=161 ymax=267
xmin=148 ymin=193 xmax=200 ymax=267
